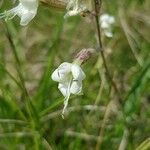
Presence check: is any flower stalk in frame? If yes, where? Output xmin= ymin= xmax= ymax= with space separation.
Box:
xmin=94 ymin=0 xmax=122 ymax=102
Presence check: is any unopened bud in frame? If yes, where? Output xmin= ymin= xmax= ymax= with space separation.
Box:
xmin=74 ymin=48 xmax=95 ymax=65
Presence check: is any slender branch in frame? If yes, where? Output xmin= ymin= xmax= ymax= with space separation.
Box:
xmin=94 ymin=0 xmax=122 ymax=103
xmin=94 ymin=0 xmax=123 ymax=149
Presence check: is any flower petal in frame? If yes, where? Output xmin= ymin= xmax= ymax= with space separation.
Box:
xmin=100 ymin=14 xmax=114 ymax=23
xmin=71 ymin=64 xmax=86 ymax=81
xmin=58 ymin=62 xmax=71 ymax=75
xmin=20 ymin=0 xmax=38 ymax=10
xmin=58 ymin=83 xmax=68 ymax=97
xmin=65 ymin=0 xmax=93 ymax=18
xmin=70 ymin=80 xmax=82 ymax=95
xmin=51 ymin=62 xmax=71 ymax=82
xmin=20 ymin=11 xmax=37 ymax=26
xmin=104 ymin=29 xmax=113 ymax=38
xmin=51 ymin=69 xmax=61 ymax=82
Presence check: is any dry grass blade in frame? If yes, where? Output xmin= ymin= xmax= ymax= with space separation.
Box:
xmin=65 ymin=130 xmax=101 ymax=142
xmin=0 ymin=119 xmax=27 ymax=125
xmin=0 ymin=132 xmax=37 ymax=138
xmin=118 ymin=128 xmax=129 ymax=150
xmin=136 ymin=138 xmax=150 ymax=150
xmin=40 ymin=105 xmax=106 ymax=122
xmin=118 ymin=7 xmax=143 ymax=66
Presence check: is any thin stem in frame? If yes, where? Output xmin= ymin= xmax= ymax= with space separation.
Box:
xmin=94 ymin=0 xmax=122 ymax=103
xmin=94 ymin=0 xmax=123 ymax=149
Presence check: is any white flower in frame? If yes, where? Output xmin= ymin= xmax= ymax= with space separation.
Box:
xmin=100 ymin=14 xmax=115 ymax=37
xmin=65 ymin=0 xmax=93 ymax=18
xmin=51 ymin=62 xmax=86 ymax=117
xmin=0 ymin=0 xmax=38 ymax=26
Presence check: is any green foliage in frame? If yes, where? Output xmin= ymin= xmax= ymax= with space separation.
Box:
xmin=0 ymin=0 xmax=149 ymax=149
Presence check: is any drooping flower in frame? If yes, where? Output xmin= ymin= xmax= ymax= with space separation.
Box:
xmin=65 ymin=0 xmax=93 ymax=18
xmin=0 ymin=0 xmax=38 ymax=26
xmin=51 ymin=62 xmax=86 ymax=117
xmin=100 ymin=14 xmax=115 ymax=37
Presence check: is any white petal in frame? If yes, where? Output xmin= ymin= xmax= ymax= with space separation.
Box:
xmin=58 ymin=62 xmax=71 ymax=75
xmin=65 ymin=0 xmax=92 ymax=18
xmin=51 ymin=62 xmax=71 ymax=82
xmin=20 ymin=11 xmax=37 ymax=26
xmin=58 ymin=83 xmax=68 ymax=97
xmin=20 ymin=0 xmax=38 ymax=10
xmin=18 ymin=1 xmax=38 ymax=26
xmin=65 ymin=0 xmax=82 ymax=17
xmin=51 ymin=69 xmax=69 ymax=82
xmin=101 ymin=21 xmax=109 ymax=29
xmin=71 ymin=64 xmax=86 ymax=81
xmin=64 ymin=10 xmax=79 ymax=18
xmin=51 ymin=69 xmax=62 ymax=82
xmin=104 ymin=29 xmax=113 ymax=38
xmin=100 ymin=14 xmax=115 ymax=24
xmin=70 ymin=80 xmax=82 ymax=95
xmin=100 ymin=14 xmax=115 ymax=29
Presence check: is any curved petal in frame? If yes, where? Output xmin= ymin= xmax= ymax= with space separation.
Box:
xmin=100 ymin=14 xmax=115 ymax=29
xmin=70 ymin=80 xmax=82 ymax=95
xmin=58 ymin=62 xmax=71 ymax=74
xmin=17 ymin=2 xmax=38 ymax=26
xmin=65 ymin=0 xmax=93 ymax=18
xmin=101 ymin=21 xmax=109 ymax=29
xmin=51 ymin=62 xmax=72 ymax=82
xmin=20 ymin=11 xmax=37 ymax=26
xmin=51 ymin=69 xmax=61 ymax=82
xmin=104 ymin=28 xmax=113 ymax=38
xmin=58 ymin=83 xmax=68 ymax=97
xmin=20 ymin=0 xmax=38 ymax=10
xmin=71 ymin=64 xmax=86 ymax=81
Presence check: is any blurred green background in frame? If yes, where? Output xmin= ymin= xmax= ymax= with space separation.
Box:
xmin=0 ymin=0 xmax=149 ymax=149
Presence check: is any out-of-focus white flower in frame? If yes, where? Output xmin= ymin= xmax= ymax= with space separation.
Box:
xmin=51 ymin=62 xmax=86 ymax=117
xmin=100 ymin=14 xmax=115 ymax=37
xmin=0 ymin=0 xmax=38 ymax=26
xmin=65 ymin=0 xmax=93 ymax=18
